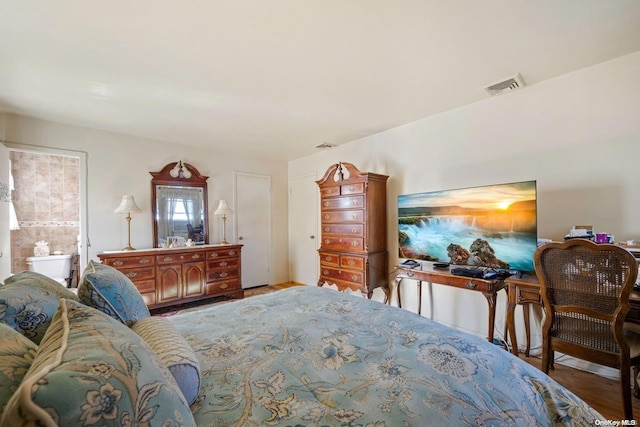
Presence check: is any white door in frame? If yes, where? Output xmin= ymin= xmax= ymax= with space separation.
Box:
xmin=0 ymin=143 xmax=11 ymax=279
xmin=289 ymin=172 xmax=318 ymax=285
xmin=235 ymin=172 xmax=270 ymax=288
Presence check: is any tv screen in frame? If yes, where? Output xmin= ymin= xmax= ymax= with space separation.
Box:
xmin=398 ymin=180 xmax=537 ymax=272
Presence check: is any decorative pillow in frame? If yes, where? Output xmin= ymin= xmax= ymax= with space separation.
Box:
xmin=1 ymin=299 xmax=196 ymax=426
xmin=0 ymin=323 xmax=38 ymax=417
xmin=132 ymin=316 xmax=201 ymax=404
xmin=0 ymin=271 xmax=79 ymax=344
xmin=78 ymin=260 xmax=150 ymax=326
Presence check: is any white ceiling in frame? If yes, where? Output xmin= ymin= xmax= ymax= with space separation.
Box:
xmin=1 ymin=1 xmax=639 ymax=162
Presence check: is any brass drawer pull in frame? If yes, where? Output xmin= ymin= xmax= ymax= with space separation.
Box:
xmin=192 ymin=254 xmax=200 ymax=260
xmin=228 ymin=251 xmax=236 ymax=256
xmin=324 ymin=214 xmax=330 ymax=220
xmin=352 ymin=214 xmax=358 ymax=219
xmin=322 ymin=269 xmax=329 ymax=275
xmin=347 ymin=260 xmax=355 ymax=266
xmin=351 ymin=241 xmax=358 ymax=247
xmin=220 ymin=283 xmax=228 ymax=289
xmin=163 ymin=257 xmax=173 ymax=262
xmin=219 ymin=261 xmax=228 ymax=267
xmin=352 ymin=200 xmax=358 ymax=206
xmin=126 ymin=272 xmax=137 ymax=278
xmin=324 ymin=201 xmax=330 ymax=207
xmin=324 ymin=226 xmax=330 ymax=232
xmin=113 ymin=260 xmax=123 ymax=266
xmin=220 ymin=272 xmax=228 ymax=278
xmin=210 ymin=252 xmax=219 ymax=257
xmin=466 ymin=281 xmax=477 ymax=289
xmin=352 ymin=228 xmax=358 ymax=233
xmin=139 ymin=259 xmax=150 ymax=264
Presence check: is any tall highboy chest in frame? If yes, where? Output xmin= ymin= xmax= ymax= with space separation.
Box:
xmin=316 ymin=162 xmax=389 ymax=299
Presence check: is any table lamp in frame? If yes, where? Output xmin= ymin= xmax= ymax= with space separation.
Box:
xmin=214 ymin=199 xmax=233 ymax=244
xmin=114 ymin=195 xmax=141 ymax=251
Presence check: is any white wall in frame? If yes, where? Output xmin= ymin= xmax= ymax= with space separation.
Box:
xmin=289 ymin=51 xmax=640 ymax=356
xmin=1 ymin=115 xmax=291 ymax=285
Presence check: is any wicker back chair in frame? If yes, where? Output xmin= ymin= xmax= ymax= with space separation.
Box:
xmin=535 ymin=239 xmax=640 ymax=419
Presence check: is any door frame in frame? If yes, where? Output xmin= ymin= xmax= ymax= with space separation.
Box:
xmin=4 ymin=143 xmax=88 ymax=272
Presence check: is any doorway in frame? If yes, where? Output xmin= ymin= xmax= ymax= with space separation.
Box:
xmin=234 ymin=171 xmax=271 ymax=289
xmin=4 ymin=144 xmax=87 ymax=278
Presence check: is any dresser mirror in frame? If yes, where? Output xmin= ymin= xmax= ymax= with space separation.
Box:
xmin=150 ymin=161 xmax=209 ymax=248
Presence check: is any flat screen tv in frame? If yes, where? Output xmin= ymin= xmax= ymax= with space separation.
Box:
xmin=398 ymin=180 xmax=537 ymax=272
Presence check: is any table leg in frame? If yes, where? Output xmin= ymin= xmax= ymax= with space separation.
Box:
xmin=523 ymin=304 xmax=531 ymax=357
xmin=482 ymin=291 xmax=498 ymax=343
xmin=506 ymin=289 xmax=519 ymax=356
xmin=395 ymin=276 xmax=403 ymax=308
xmin=417 ymin=280 xmax=422 ymax=315
xmin=426 ymin=281 xmax=433 ymax=320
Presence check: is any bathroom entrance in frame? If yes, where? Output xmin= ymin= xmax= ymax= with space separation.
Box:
xmin=8 ymin=147 xmax=85 ymax=286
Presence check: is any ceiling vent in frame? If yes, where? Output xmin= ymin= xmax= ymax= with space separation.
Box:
xmin=315 ymin=142 xmax=335 ymax=149
xmin=484 ymin=73 xmax=526 ymax=96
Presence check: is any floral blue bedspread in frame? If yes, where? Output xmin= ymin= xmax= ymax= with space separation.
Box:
xmin=168 ymin=286 xmax=603 ymax=426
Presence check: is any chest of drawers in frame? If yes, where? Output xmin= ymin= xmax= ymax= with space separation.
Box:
xmin=316 ymin=162 xmax=388 ymax=299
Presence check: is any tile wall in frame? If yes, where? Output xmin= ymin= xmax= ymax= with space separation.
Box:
xmin=10 ymin=151 xmax=80 ymax=273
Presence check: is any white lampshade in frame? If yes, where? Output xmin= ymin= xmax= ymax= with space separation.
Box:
xmin=214 ymin=199 xmax=233 ymax=216
xmin=114 ymin=195 xmax=141 ymax=214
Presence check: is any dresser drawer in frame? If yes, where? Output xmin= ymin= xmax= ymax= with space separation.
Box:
xmin=120 ymin=266 xmax=155 ymax=282
xmin=320 ymin=266 xmax=364 ymax=285
xmin=207 ymin=257 xmax=239 ymax=270
xmin=207 ymin=266 xmax=239 ymax=282
xmin=321 ymin=195 xmax=364 ymax=210
xmin=133 ymin=278 xmax=157 ymax=294
xmin=206 ymin=279 xmax=241 ymax=295
xmin=320 ymin=186 xmax=341 ymax=197
xmin=341 ymin=255 xmax=365 ymax=270
xmin=103 ymin=256 xmax=154 ymax=269
xmin=156 ymin=251 xmax=205 ymax=265
xmin=321 ymin=237 xmax=364 ymax=251
xmin=340 ymin=183 xmax=364 ymax=195
xmin=206 ymin=248 xmax=240 ymax=259
xmin=321 ymin=210 xmax=364 ymax=223
xmin=322 ymin=223 xmax=363 ymax=236
xmin=319 ymin=251 xmax=340 ymax=267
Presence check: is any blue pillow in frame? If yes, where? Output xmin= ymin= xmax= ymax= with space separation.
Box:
xmin=77 ymin=260 xmax=150 ymax=326
xmin=0 ymin=271 xmax=79 ymax=344
xmin=0 ymin=323 xmax=38 ymax=417
xmin=2 ymin=299 xmax=195 ymax=426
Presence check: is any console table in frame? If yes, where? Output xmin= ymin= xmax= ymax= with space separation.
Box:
xmin=505 ymin=274 xmax=640 ymax=357
xmin=394 ymin=264 xmax=507 ymax=343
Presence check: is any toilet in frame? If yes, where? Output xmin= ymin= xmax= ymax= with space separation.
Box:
xmin=26 ymin=254 xmax=73 ymax=287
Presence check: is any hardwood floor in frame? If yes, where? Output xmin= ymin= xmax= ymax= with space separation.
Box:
xmin=518 ymin=353 xmax=639 ymax=421
xmin=249 ymin=283 xmax=639 ymax=420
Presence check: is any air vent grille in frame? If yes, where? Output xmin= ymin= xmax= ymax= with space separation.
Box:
xmin=315 ymin=143 xmax=335 ymax=149
xmin=484 ymin=73 xmax=526 ymax=96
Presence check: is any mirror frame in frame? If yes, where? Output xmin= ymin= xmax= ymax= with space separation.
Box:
xmin=150 ymin=161 xmax=209 ymax=248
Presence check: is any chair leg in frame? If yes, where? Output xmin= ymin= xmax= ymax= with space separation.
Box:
xmin=541 ymin=343 xmax=551 ymax=374
xmin=621 ymin=361 xmax=633 ymax=420
xmin=634 ymin=364 xmax=640 ymax=399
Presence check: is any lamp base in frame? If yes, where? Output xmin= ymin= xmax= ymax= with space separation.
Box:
xmin=219 ymin=240 xmax=229 ymax=245
xmin=122 ymin=245 xmax=136 ymax=251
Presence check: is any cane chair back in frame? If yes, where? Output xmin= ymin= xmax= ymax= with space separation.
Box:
xmin=534 ymin=239 xmax=640 ymax=419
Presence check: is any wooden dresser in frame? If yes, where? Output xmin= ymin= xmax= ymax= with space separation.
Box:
xmin=97 ymin=244 xmax=243 ymax=309
xmin=316 ymin=162 xmax=389 ymax=299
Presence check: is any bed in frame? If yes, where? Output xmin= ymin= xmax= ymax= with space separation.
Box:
xmin=0 ymin=270 xmax=603 ymax=425
xmin=168 ymin=285 xmax=602 ymax=426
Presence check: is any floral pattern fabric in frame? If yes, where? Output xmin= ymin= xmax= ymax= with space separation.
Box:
xmin=169 ymin=286 xmax=604 ymax=426
xmin=1 ymin=299 xmax=195 ymax=427
xmin=0 ymin=271 xmax=79 ymax=344
xmin=0 ymin=323 xmax=38 ymax=416
xmin=78 ymin=260 xmax=150 ymax=326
